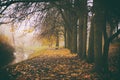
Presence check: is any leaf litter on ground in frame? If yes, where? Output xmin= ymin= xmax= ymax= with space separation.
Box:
xmin=4 ymin=49 xmax=106 ymax=80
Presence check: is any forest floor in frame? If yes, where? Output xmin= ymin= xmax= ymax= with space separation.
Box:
xmin=1 ymin=44 xmax=120 ymax=80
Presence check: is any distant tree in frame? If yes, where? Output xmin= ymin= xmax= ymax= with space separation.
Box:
xmin=55 ymin=0 xmax=78 ymax=53
xmin=37 ymin=7 xmax=64 ymax=49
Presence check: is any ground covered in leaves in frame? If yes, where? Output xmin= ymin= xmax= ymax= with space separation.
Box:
xmin=1 ymin=47 xmax=120 ymax=80
xmin=2 ymin=49 xmax=101 ymax=80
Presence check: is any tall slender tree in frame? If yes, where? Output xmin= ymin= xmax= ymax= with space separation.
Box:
xmin=93 ymin=0 xmax=105 ymax=71
xmin=88 ymin=16 xmax=94 ymax=63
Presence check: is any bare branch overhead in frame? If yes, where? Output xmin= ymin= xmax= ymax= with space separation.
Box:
xmin=0 ymin=0 xmax=59 ymax=14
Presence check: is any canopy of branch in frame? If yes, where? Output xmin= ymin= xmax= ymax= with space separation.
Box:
xmin=0 ymin=0 xmax=59 ymax=14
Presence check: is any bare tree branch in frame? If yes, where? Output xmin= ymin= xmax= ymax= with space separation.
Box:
xmin=108 ymin=29 xmax=120 ymax=42
xmin=0 ymin=0 xmax=59 ymax=14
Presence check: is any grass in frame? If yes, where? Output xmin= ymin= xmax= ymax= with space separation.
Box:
xmin=29 ymin=49 xmax=46 ymax=58
xmin=28 ymin=48 xmax=73 ymax=59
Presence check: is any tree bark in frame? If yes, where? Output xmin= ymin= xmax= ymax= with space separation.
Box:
xmin=66 ymin=29 xmax=72 ymax=50
xmin=55 ymin=31 xmax=59 ymax=49
xmin=64 ymin=27 xmax=67 ymax=48
xmin=82 ymin=12 xmax=87 ymax=58
xmin=71 ymin=25 xmax=77 ymax=53
xmin=71 ymin=14 xmax=78 ymax=53
xmin=94 ymin=0 xmax=104 ymax=71
xmin=78 ymin=17 xmax=83 ymax=57
xmin=102 ymin=16 xmax=109 ymax=73
xmin=88 ymin=17 xmax=94 ymax=63
xmin=94 ymin=21 xmax=103 ymax=72
xmin=76 ymin=0 xmax=87 ymax=58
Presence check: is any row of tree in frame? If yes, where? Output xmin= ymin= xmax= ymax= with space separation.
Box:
xmin=37 ymin=0 xmax=120 ymax=74
xmin=42 ymin=0 xmax=120 ymax=73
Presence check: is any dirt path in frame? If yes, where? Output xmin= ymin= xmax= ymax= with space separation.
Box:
xmin=1 ymin=47 xmax=120 ymax=80
xmin=3 ymin=49 xmax=103 ymax=80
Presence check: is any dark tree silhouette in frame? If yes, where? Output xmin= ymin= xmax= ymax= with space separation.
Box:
xmin=0 ymin=40 xmax=15 ymax=80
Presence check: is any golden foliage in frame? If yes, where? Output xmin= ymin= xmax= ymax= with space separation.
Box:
xmin=41 ymin=36 xmax=56 ymax=46
xmin=23 ymin=28 xmax=34 ymax=33
xmin=10 ymin=27 xmax=15 ymax=32
xmin=29 ymin=49 xmax=76 ymax=59
xmin=0 ymin=34 xmax=10 ymax=43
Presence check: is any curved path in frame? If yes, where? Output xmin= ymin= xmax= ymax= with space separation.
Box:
xmin=3 ymin=49 xmax=104 ymax=80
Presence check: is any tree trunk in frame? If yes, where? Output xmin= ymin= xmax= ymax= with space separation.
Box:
xmin=56 ymin=31 xmax=59 ymax=49
xmin=82 ymin=12 xmax=87 ymax=58
xmin=78 ymin=17 xmax=83 ymax=57
xmin=71 ymin=14 xmax=78 ymax=53
xmin=71 ymin=25 xmax=77 ymax=53
xmin=61 ymin=10 xmax=76 ymax=52
xmin=103 ymin=40 xmax=109 ymax=72
xmin=94 ymin=0 xmax=105 ymax=72
xmin=77 ymin=0 xmax=87 ymax=58
xmin=94 ymin=19 xmax=103 ymax=72
xmin=88 ymin=17 xmax=94 ymax=63
xmin=66 ymin=30 xmax=72 ymax=50
xmin=64 ymin=27 xmax=67 ymax=48
xmin=102 ymin=17 xmax=109 ymax=73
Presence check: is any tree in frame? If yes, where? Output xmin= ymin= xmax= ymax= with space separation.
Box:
xmin=101 ymin=0 xmax=120 ymax=73
xmin=88 ymin=15 xmax=94 ymax=63
xmin=93 ymin=0 xmax=105 ymax=72
xmin=92 ymin=0 xmax=120 ymax=73
xmin=53 ymin=0 xmax=78 ymax=53
xmin=81 ymin=0 xmax=87 ymax=58
xmin=0 ymin=0 xmax=59 ymax=14
xmin=76 ymin=0 xmax=87 ymax=58
xmin=37 ymin=7 xmax=64 ymax=49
